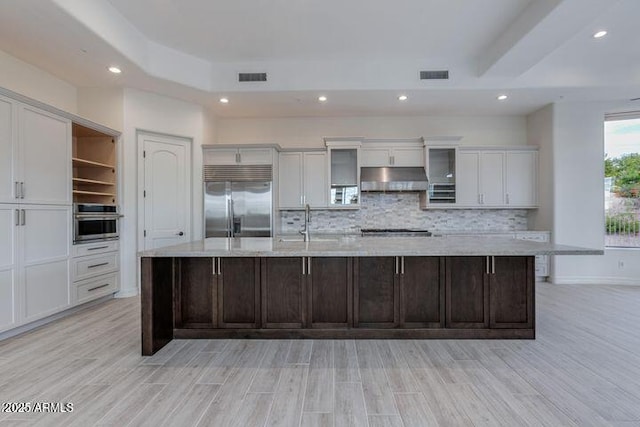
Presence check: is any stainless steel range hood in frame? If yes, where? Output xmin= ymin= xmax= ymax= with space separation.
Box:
xmin=360 ymin=167 xmax=429 ymax=192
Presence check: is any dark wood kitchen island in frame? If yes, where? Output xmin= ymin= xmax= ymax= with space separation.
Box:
xmin=139 ymin=236 xmax=600 ymax=355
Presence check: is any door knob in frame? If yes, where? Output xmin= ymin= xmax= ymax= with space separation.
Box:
xmin=177 ymin=231 xmax=184 ymax=236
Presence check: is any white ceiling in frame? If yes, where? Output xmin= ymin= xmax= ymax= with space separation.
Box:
xmin=0 ymin=0 xmax=638 ymax=118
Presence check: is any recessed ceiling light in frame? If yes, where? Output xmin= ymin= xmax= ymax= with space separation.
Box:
xmin=398 ymin=95 xmax=408 ymax=101
xmin=318 ymin=96 xmax=327 ymax=102
xmin=107 ymin=66 xmax=121 ymax=74
xmin=497 ymin=94 xmax=508 ymax=101
xmin=219 ymin=97 xmax=229 ymax=104
xmin=593 ymin=30 xmax=607 ymax=39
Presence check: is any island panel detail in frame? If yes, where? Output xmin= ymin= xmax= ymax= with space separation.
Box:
xmin=141 ymin=255 xmax=536 ymax=355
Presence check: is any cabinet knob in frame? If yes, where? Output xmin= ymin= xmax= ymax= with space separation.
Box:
xmin=177 ymin=231 xmax=184 ymax=236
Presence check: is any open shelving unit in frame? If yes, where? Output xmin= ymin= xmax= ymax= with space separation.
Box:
xmin=72 ymin=123 xmax=117 ymax=204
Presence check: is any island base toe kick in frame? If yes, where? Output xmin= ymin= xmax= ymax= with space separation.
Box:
xmin=141 ymin=255 xmax=535 ymax=355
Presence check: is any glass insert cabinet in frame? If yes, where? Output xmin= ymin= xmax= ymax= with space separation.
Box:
xmin=422 ymin=137 xmax=462 ymax=208
xmin=325 ymin=139 xmax=362 ymax=208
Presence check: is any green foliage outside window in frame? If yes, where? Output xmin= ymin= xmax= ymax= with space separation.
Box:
xmin=605 ymin=153 xmax=640 ymax=197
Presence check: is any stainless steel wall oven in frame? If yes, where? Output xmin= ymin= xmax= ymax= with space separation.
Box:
xmin=73 ymin=203 xmax=121 ymax=243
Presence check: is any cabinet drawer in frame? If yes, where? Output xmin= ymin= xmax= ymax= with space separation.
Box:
xmin=74 ymin=273 xmax=118 ymax=305
xmin=72 ymin=252 xmax=118 ymax=281
xmin=73 ymin=240 xmax=119 ymax=257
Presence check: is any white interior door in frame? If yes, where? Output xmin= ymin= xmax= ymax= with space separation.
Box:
xmin=140 ymin=133 xmax=191 ymax=250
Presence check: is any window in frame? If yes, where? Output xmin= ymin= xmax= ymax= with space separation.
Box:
xmin=604 ymin=115 xmax=640 ymax=248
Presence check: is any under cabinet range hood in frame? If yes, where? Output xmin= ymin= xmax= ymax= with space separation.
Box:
xmin=360 ymin=167 xmax=429 ymax=192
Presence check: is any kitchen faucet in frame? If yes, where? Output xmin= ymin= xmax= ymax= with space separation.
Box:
xmin=299 ymin=204 xmax=311 ymax=242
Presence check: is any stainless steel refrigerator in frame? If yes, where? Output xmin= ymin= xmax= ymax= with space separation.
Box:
xmin=204 ymin=165 xmax=272 ymax=238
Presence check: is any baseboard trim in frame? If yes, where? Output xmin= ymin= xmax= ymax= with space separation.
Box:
xmin=0 ymin=295 xmax=114 ymax=341
xmin=553 ymin=276 xmax=640 ymax=286
xmin=115 ymin=289 xmax=138 ymax=298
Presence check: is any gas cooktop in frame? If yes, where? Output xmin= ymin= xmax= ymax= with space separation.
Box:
xmin=360 ymin=228 xmax=432 ymax=236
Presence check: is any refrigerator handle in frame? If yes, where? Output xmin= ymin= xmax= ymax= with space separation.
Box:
xmin=226 ymin=199 xmax=232 ymax=238
xmin=229 ymin=199 xmax=235 ymax=237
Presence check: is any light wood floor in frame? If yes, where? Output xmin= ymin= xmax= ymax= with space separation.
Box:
xmin=2 ymin=283 xmax=640 ymax=426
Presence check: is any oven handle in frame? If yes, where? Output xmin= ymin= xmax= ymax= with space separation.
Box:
xmin=74 ymin=214 xmax=124 ymax=219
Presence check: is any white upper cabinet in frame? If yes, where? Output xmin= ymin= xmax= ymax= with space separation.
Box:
xmin=304 ymin=152 xmax=328 ymax=207
xmin=457 ymin=148 xmax=538 ymax=208
xmin=326 ymin=139 xmax=361 ymax=208
xmin=203 ymin=147 xmax=274 ymax=165
xmin=278 ymin=152 xmax=303 ymax=208
xmin=278 ymin=151 xmax=327 ymax=209
xmin=0 ymin=96 xmax=17 ymax=204
xmin=1 ymin=98 xmax=71 ymax=206
xmin=361 ymin=147 xmax=390 ymax=167
xmin=480 ymin=151 xmax=506 ymax=206
xmin=423 ymin=146 xmax=458 ymax=206
xmin=361 ymin=140 xmax=423 ymax=167
xmin=391 ymin=147 xmax=425 ymax=167
xmin=457 ymin=151 xmax=481 ymax=206
xmin=505 ymin=151 xmax=538 ymax=207
xmin=19 ymin=105 xmax=71 ymax=205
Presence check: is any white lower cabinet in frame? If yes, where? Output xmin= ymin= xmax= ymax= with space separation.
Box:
xmin=74 ymin=272 xmax=118 ymax=305
xmin=24 ymin=260 xmax=69 ymax=321
xmin=515 ymin=232 xmax=550 ymax=278
xmin=0 ymin=204 xmax=71 ymax=331
xmin=0 ymin=205 xmax=18 ymax=332
xmin=71 ymin=241 xmax=120 ymax=305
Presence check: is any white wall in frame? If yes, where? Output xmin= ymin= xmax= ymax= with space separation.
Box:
xmin=527 ymin=104 xmax=554 ymax=232
xmin=532 ymin=101 xmax=640 ymax=286
xmin=216 ymin=115 xmax=527 ymax=148
xmin=0 ymin=49 xmax=77 ymax=113
xmin=77 ymin=87 xmax=124 ymax=132
xmin=202 ymin=106 xmax=218 ymax=145
xmin=120 ymin=88 xmax=206 ymax=296
xmin=551 ymin=102 xmax=606 ymax=282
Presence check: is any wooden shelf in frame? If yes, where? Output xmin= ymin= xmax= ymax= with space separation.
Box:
xmin=72 ymin=157 xmax=114 ymax=169
xmin=73 ymin=190 xmax=116 ymax=197
xmin=73 ymin=177 xmax=114 ymax=186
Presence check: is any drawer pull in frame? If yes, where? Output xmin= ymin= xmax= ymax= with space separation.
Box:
xmin=88 ymin=283 xmax=111 ymax=292
xmin=87 ymin=246 xmax=109 ymax=251
xmin=88 ymin=262 xmax=109 ymax=269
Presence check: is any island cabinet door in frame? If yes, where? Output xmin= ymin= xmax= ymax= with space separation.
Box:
xmin=445 ymin=256 xmax=489 ymax=328
xmin=354 ymin=257 xmax=399 ymax=328
xmin=308 ymin=257 xmax=353 ymax=328
xmin=261 ymin=257 xmax=305 ymax=328
xmin=400 ymin=257 xmax=445 ymax=328
xmin=218 ymin=257 xmax=260 ymax=328
xmin=489 ymin=256 xmax=534 ymax=329
xmin=174 ymin=257 xmax=217 ymax=329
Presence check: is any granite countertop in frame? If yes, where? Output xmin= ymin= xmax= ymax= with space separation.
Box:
xmin=139 ymin=235 xmax=602 ymax=258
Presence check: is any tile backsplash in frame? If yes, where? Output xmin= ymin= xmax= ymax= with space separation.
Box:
xmin=279 ymin=193 xmax=529 ymax=234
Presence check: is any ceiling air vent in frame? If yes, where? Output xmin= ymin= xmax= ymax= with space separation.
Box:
xmin=239 ymin=72 xmax=267 ymax=82
xmin=420 ymin=70 xmax=449 ymax=80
